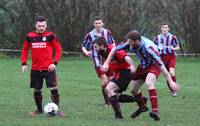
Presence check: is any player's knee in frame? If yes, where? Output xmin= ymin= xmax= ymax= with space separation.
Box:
xmin=50 ymin=89 xmax=59 ymax=95
xmin=131 ymin=88 xmax=138 ymax=95
xmin=169 ymin=71 xmax=175 ymax=76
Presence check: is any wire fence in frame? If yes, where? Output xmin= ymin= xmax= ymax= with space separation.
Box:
xmin=0 ymin=48 xmax=200 ymax=57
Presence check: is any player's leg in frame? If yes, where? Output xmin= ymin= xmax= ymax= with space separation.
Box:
xmin=145 ymin=73 xmax=160 ymax=121
xmin=116 ymin=69 xmax=136 ymax=103
xmin=30 ymin=70 xmax=43 ymax=115
xmin=169 ymin=55 xmax=177 ymax=96
xmin=106 ymin=81 xmax=123 ymax=119
xmin=99 ymin=74 xmax=110 ymax=107
xmin=44 ymin=70 xmax=60 ymax=106
xmin=45 ymin=70 xmax=65 ymax=116
xmin=130 ymin=79 xmax=148 ymax=118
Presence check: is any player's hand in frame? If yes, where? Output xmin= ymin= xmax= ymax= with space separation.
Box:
xmin=169 ymin=80 xmax=180 ymax=92
xmin=48 ymin=64 xmax=56 ymax=72
xmin=102 ymin=63 xmax=109 ymax=72
xmin=85 ymin=50 xmax=92 ymax=57
xmin=22 ymin=65 xmax=27 ymax=73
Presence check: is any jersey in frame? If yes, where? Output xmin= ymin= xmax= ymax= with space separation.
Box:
xmin=82 ymin=28 xmax=115 ymax=68
xmin=115 ymin=37 xmax=164 ymax=69
xmin=98 ymin=45 xmax=130 ymax=73
xmin=153 ymin=32 xmax=179 ymax=55
xmin=81 ymin=28 xmax=115 ymax=50
xmin=21 ymin=31 xmax=62 ymax=70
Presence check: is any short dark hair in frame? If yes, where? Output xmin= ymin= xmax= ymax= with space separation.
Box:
xmin=125 ymin=30 xmax=141 ymax=41
xmin=93 ymin=16 xmax=103 ymax=22
xmin=93 ymin=37 xmax=107 ymax=47
xmin=161 ymin=22 xmax=169 ymax=27
xmin=35 ymin=16 xmax=46 ymax=22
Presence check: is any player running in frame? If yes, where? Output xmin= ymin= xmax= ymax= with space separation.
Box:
xmin=154 ymin=22 xmax=180 ymax=97
xmin=81 ymin=17 xmax=115 ymax=107
xmin=103 ymin=30 xmax=180 ymax=121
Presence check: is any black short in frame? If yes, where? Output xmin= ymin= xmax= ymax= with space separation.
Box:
xmin=30 ymin=70 xmax=57 ymax=90
xmin=111 ymin=69 xmax=131 ymax=93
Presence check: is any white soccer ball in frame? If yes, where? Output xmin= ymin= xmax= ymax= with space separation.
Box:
xmin=44 ymin=102 xmax=58 ymax=116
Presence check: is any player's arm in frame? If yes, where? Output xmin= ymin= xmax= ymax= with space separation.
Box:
xmin=103 ymin=42 xmax=128 ymax=71
xmin=81 ymin=34 xmax=92 ymax=57
xmin=124 ymin=56 xmax=136 ymax=73
xmin=49 ymin=34 xmax=62 ymax=72
xmin=147 ymin=46 xmax=180 ymax=91
xmin=107 ymin=30 xmax=116 ymax=46
xmin=21 ymin=39 xmax=30 ymax=73
xmin=171 ymin=36 xmax=180 ymax=50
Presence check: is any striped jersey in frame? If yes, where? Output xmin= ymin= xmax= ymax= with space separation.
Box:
xmin=115 ymin=37 xmax=164 ymax=69
xmin=153 ymin=32 xmax=179 ymax=55
xmin=82 ymin=28 xmax=115 ymax=67
xmin=81 ymin=28 xmax=115 ymax=50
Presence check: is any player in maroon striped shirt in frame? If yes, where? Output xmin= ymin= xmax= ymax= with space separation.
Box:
xmin=81 ymin=17 xmax=115 ymax=107
xmin=154 ymin=23 xmax=180 ymax=97
xmin=21 ymin=16 xmax=64 ymax=116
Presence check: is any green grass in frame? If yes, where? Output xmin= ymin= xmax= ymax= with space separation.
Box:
xmin=0 ymin=56 xmax=200 ymax=126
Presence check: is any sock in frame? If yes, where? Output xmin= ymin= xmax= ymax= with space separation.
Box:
xmin=149 ymin=89 xmax=158 ymax=113
xmin=102 ymin=86 xmax=110 ymax=105
xmin=118 ymin=94 xmax=135 ymax=103
xmin=34 ymin=91 xmax=42 ymax=112
xmin=171 ymin=76 xmax=176 ymax=82
xmin=134 ymin=92 xmax=145 ymax=108
xmin=51 ymin=89 xmax=60 ymax=106
xmin=109 ymin=95 xmax=121 ymax=114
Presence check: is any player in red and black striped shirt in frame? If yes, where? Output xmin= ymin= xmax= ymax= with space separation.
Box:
xmin=21 ymin=16 xmax=64 ymax=116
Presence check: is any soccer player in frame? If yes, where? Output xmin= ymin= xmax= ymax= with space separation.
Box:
xmin=154 ymin=23 xmax=180 ymax=97
xmin=103 ymin=30 xmax=180 ymax=121
xmin=81 ymin=17 xmax=115 ymax=107
xmin=21 ymin=16 xmax=64 ymax=116
xmin=92 ymin=37 xmax=147 ymax=119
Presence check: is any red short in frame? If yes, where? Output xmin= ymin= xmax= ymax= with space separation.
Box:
xmin=95 ymin=67 xmax=114 ymax=77
xmin=161 ymin=54 xmax=176 ymax=70
xmin=131 ymin=64 xmax=161 ymax=81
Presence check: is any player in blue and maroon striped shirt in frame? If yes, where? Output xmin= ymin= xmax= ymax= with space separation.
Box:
xmin=81 ymin=17 xmax=115 ymax=107
xmin=103 ymin=30 xmax=180 ymax=121
xmin=154 ymin=23 xmax=180 ymax=97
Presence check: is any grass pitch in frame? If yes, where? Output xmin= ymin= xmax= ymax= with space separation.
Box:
xmin=0 ymin=56 xmax=199 ymax=126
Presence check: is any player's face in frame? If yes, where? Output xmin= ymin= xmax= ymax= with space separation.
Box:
xmin=93 ymin=43 xmax=101 ymax=52
xmin=93 ymin=20 xmax=103 ymax=30
xmin=161 ymin=25 xmax=169 ymax=34
xmin=93 ymin=43 xmax=106 ymax=53
xmin=128 ymin=39 xmax=141 ymax=48
xmin=35 ymin=21 xmax=47 ymax=33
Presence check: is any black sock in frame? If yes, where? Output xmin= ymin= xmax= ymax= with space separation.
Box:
xmin=34 ymin=91 xmax=43 ymax=112
xmin=118 ymin=94 xmax=135 ymax=103
xmin=51 ymin=89 xmax=60 ymax=106
xmin=109 ymin=95 xmax=121 ymax=114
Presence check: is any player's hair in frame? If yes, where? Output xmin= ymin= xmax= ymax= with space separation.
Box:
xmin=93 ymin=16 xmax=103 ymax=22
xmin=35 ymin=16 xmax=46 ymax=22
xmin=161 ymin=22 xmax=169 ymax=27
xmin=125 ymin=30 xmax=141 ymax=41
xmin=93 ymin=37 xmax=107 ymax=47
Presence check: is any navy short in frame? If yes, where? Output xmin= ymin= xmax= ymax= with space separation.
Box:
xmin=30 ymin=70 xmax=57 ymax=90
xmin=111 ymin=69 xmax=131 ymax=93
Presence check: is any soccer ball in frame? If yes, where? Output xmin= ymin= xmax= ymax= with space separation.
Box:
xmin=44 ymin=102 xmax=58 ymax=116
